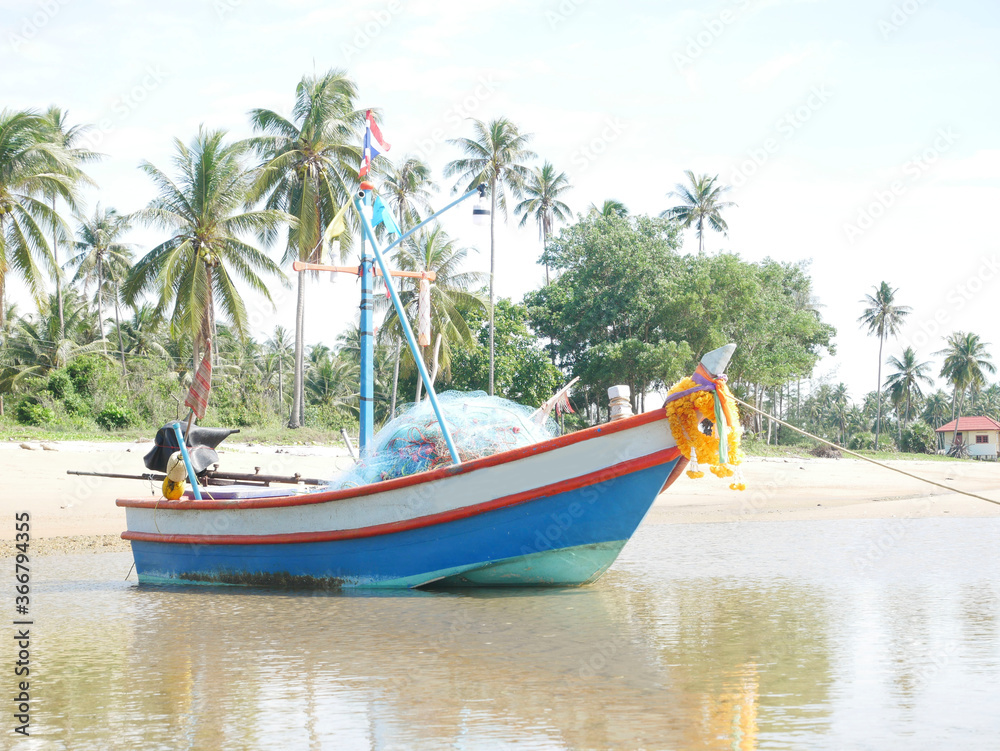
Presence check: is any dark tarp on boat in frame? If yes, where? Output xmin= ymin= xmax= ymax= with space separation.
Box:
xmin=143 ymin=422 xmax=238 ymax=474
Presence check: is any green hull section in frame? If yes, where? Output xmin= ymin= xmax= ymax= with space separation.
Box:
xmin=412 ymin=540 xmax=627 ymax=588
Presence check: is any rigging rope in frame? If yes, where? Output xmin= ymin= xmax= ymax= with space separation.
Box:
xmin=733 ymin=395 xmax=1000 ymax=508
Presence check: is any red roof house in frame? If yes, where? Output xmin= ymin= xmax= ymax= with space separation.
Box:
xmin=935 ymin=416 xmax=1000 ymax=458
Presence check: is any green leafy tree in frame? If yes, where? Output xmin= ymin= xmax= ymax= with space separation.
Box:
xmin=527 ymin=213 xmax=833 ymax=425
xmin=515 ymin=161 xmax=571 ymax=285
xmin=445 ymin=117 xmax=536 ymax=395
xmin=447 ymin=299 xmax=562 ymax=407
xmin=858 ymin=282 xmax=911 ymax=449
xmin=125 ymin=128 xmax=287 ymax=370
xmin=661 ymin=171 xmax=736 ymax=254
xmin=246 ymin=69 xmax=363 ymax=428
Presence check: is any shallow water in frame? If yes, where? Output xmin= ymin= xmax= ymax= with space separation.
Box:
xmin=11 ymin=518 xmax=1000 ymax=750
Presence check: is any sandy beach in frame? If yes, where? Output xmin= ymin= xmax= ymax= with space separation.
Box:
xmin=2 ymin=439 xmax=999 ymax=555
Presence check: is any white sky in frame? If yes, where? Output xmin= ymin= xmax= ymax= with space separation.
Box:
xmin=3 ymin=0 xmax=998 ymax=400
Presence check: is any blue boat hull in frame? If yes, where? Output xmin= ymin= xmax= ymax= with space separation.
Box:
xmin=130 ymin=458 xmax=679 ymax=588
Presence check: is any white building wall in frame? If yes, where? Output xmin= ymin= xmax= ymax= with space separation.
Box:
xmin=941 ymin=430 xmax=999 ymax=458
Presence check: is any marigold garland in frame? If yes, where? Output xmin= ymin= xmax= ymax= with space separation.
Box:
xmin=664 ymin=376 xmax=746 ymax=490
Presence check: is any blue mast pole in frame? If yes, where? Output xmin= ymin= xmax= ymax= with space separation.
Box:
xmin=359 ymin=189 xmax=375 ymax=452
xmin=354 ymin=194 xmax=473 ymax=466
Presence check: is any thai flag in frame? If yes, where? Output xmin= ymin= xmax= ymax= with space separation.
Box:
xmin=359 ymin=110 xmax=390 ymax=177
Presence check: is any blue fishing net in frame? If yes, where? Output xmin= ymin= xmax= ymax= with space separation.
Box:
xmin=329 ymin=391 xmax=557 ymax=488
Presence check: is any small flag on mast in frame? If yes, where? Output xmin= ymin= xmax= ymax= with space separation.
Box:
xmin=359 ymin=110 xmax=391 ymax=177
xmin=184 ymin=339 xmax=213 ymax=420
xmin=371 ymin=194 xmax=401 ymax=237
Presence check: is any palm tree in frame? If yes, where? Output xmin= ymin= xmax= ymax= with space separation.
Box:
xmin=588 ymin=199 xmax=628 ymax=219
xmin=266 ymin=325 xmax=294 ymax=416
xmin=660 ymin=171 xmax=736 ymax=253
xmin=378 ymin=226 xmax=487 ymax=402
xmin=124 ymin=128 xmax=287 ymax=373
xmin=305 ymin=347 xmax=359 ymax=412
xmin=445 ymin=117 xmax=536 ymax=395
xmin=921 ymin=390 xmax=951 ymax=430
xmin=40 ymin=107 xmax=99 ymax=340
xmin=379 ymin=155 xmax=437 ymax=407
xmin=937 ymin=331 xmax=996 ymax=448
xmin=0 ymin=109 xmax=78 ymax=329
xmin=246 ymin=69 xmax=363 ymax=428
xmin=65 ymin=206 xmax=134 ymax=372
xmin=515 ymin=161 xmax=572 ymax=285
xmin=883 ymin=347 xmax=933 ymax=429
xmin=970 ymin=383 xmax=1000 ymax=422
xmin=117 ymin=304 xmax=168 ymax=360
xmin=829 ymin=382 xmax=850 ymax=444
xmin=380 ymin=156 xmax=436 ymax=229
xmin=3 ymin=289 xmax=105 ymax=382
xmin=858 ymin=282 xmax=911 ymax=448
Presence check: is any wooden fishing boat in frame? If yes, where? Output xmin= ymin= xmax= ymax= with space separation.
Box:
xmin=116 ymin=345 xmax=734 ymax=588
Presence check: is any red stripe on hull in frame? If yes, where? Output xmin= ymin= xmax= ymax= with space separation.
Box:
xmin=122 ymin=447 xmax=681 ymax=547
xmin=117 ymin=409 xmax=670 ymax=511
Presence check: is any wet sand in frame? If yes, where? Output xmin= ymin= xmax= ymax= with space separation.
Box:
xmin=2 ymin=440 xmax=999 ymax=554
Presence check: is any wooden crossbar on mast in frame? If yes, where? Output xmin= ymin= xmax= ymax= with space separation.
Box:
xmin=291 ymin=260 xmax=436 ymax=281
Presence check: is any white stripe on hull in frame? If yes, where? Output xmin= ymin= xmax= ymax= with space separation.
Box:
xmin=124 ymin=417 xmax=673 ymax=538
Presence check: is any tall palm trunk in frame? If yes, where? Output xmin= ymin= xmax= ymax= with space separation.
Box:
xmin=114 ymin=296 xmax=127 ymax=377
xmin=543 ymin=228 xmax=556 ymax=366
xmin=543 ymin=228 xmax=550 ymax=286
xmin=389 ymin=205 xmax=407 ymax=419
xmin=53 ymin=195 xmax=64 ymax=340
xmin=96 ymin=254 xmax=107 ymax=354
xmin=415 ymin=346 xmax=425 ymax=402
xmin=952 ymin=387 xmax=962 ymax=451
xmin=277 ymin=351 xmax=284 ymax=415
xmin=488 ymin=179 xmax=497 ymax=396
xmin=0 ymin=217 xmax=4 ymax=417
xmin=390 ymin=339 xmax=401 ymax=419
xmin=874 ymin=334 xmax=884 ymax=447
xmin=289 ymin=269 xmax=306 ymax=428
xmin=0 ymin=216 xmax=5 ymax=332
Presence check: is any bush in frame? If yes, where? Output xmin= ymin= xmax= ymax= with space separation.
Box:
xmin=847 ymin=431 xmax=897 ymax=452
xmin=63 ymin=392 xmax=88 ymax=416
xmin=46 ymin=370 xmax=73 ymax=399
xmin=204 ymin=376 xmax=275 ymax=428
xmin=900 ymin=422 xmax=936 ymax=454
xmin=66 ymin=356 xmax=101 ymax=394
xmin=306 ymin=403 xmax=357 ymax=432
xmin=15 ymin=400 xmax=54 ymax=426
xmin=96 ymin=402 xmax=139 ymax=430
xmin=776 ymin=428 xmax=812 ymax=447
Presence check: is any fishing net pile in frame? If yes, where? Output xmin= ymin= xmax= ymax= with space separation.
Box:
xmin=329 ymin=391 xmax=557 ymax=488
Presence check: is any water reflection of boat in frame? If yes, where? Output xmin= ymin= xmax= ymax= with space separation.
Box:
xmin=116 ymin=346 xmax=736 ymax=589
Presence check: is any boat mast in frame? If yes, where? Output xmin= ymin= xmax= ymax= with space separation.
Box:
xmin=359 ymin=188 xmax=375 ymax=451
